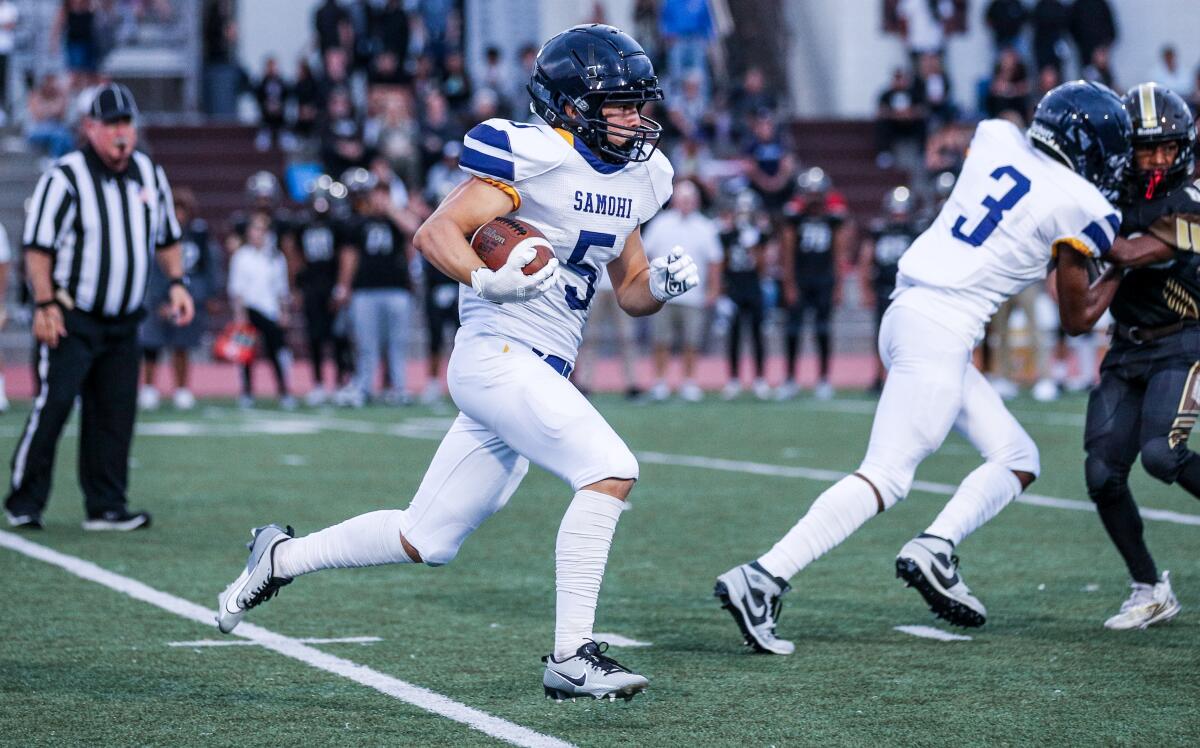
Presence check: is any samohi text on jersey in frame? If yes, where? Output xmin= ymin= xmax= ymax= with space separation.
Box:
xmin=573 ymin=189 xmax=634 ymax=219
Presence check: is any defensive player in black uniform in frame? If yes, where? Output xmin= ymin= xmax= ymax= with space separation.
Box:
xmin=1083 ymin=83 xmax=1197 ymax=630
xmin=860 ymin=185 xmax=922 ymax=391
xmin=719 ymin=191 xmax=772 ymax=400
xmin=293 ymin=175 xmax=355 ymax=406
xmin=779 ymin=167 xmax=852 ymax=400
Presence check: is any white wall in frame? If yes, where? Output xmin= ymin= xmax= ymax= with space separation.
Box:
xmin=785 ymin=0 xmax=1200 ymax=118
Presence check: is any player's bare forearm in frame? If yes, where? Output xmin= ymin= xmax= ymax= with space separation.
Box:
xmin=619 ymin=268 xmax=664 ymax=316
xmin=1056 ymin=249 xmax=1118 ymax=335
xmin=413 ymin=178 xmax=513 ymax=285
xmin=607 ymin=227 xmax=663 ymax=316
xmin=1108 ymin=234 xmax=1173 ymax=268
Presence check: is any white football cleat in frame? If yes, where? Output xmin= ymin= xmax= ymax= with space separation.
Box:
xmin=774 ymin=379 xmax=800 ymax=401
xmin=172 ymin=388 xmax=196 ymax=410
xmin=138 ymin=386 xmax=161 ymax=411
xmin=679 ymin=381 xmax=703 ymax=402
xmin=305 ymin=386 xmax=329 ymax=407
xmin=542 ymin=641 xmax=648 ymax=702
xmin=813 ymin=380 xmax=834 ymax=401
xmin=896 ymin=534 xmax=987 ymax=627
xmin=714 ymin=561 xmax=794 ymax=654
xmin=1031 ymin=378 xmax=1059 ymax=402
xmin=1104 ymin=572 xmax=1181 ymax=630
xmin=648 ymin=381 xmax=670 ymax=402
xmin=721 ymin=381 xmax=742 ymax=400
xmin=752 ymin=378 xmax=772 ymax=400
xmin=216 ymin=524 xmax=295 ymax=634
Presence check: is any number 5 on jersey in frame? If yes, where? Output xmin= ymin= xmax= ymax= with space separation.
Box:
xmin=952 ymin=165 xmax=1031 ymax=247
xmin=564 ymin=230 xmax=616 ymax=311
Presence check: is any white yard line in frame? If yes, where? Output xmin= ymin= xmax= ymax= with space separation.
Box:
xmin=893 ymin=625 xmax=973 ymax=642
xmin=168 ymin=636 xmax=383 ymax=648
xmin=0 ymin=530 xmax=574 ymax=748
xmin=591 ymin=633 xmax=653 ymax=648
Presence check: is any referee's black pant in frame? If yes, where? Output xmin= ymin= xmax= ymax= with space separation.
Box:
xmin=5 ymin=309 xmax=141 ymax=518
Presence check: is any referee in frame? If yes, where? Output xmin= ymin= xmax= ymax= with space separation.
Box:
xmin=4 ymin=83 xmax=194 ymax=531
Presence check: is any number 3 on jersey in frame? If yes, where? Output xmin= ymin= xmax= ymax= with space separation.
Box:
xmin=952 ymin=165 xmax=1031 ymax=247
xmin=564 ymin=230 xmax=616 ymax=311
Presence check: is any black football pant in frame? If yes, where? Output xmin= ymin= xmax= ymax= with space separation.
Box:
xmin=786 ymin=281 xmax=833 ymax=381
xmin=6 ymin=310 xmax=140 ymax=518
xmin=303 ymin=285 xmax=351 ymax=388
xmin=243 ymin=308 xmax=290 ymax=397
xmin=728 ymin=292 xmax=765 ymax=379
xmin=1084 ymin=329 xmax=1200 ymax=584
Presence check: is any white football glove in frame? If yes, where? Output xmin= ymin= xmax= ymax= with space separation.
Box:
xmin=470 ymin=241 xmax=561 ymax=304
xmin=649 ymin=246 xmax=700 ymax=303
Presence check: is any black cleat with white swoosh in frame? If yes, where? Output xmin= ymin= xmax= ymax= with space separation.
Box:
xmin=896 ymin=534 xmax=987 ymax=628
xmin=714 ymin=561 xmax=794 ymax=654
xmin=542 ymin=641 xmax=648 ymax=702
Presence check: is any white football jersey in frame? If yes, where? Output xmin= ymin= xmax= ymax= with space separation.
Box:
xmin=458 ymin=118 xmax=674 ymax=361
xmin=893 ymin=119 xmax=1120 ymax=345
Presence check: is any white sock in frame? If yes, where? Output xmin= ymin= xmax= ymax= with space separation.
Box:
xmin=924 ymin=462 xmax=1022 ymax=546
xmin=273 ymin=510 xmax=411 ymax=579
xmin=554 ymin=490 xmax=624 ymax=661
xmin=756 ymin=475 xmax=879 ymax=581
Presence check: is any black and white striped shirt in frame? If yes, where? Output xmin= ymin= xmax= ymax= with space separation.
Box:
xmin=23 ymin=147 xmax=182 ymax=317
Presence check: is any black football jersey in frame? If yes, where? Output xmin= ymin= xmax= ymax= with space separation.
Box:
xmin=868 ymin=218 xmax=921 ymax=290
xmin=720 ymin=220 xmax=769 ymax=301
xmin=339 ymin=214 xmax=411 ymax=291
xmin=1112 ymin=183 xmax=1200 ymax=328
xmin=292 ymin=211 xmax=340 ymax=287
xmin=787 ymin=212 xmax=842 ymax=282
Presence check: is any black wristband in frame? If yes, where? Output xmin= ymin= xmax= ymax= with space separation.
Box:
xmin=35 ymin=299 xmax=59 ymax=310
xmin=168 ymin=277 xmax=188 ymax=289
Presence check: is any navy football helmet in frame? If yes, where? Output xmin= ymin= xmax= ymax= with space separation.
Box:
xmin=1122 ymin=82 xmax=1196 ymax=199
xmin=528 ymin=24 xmax=664 ymax=163
xmin=1028 ymin=80 xmax=1133 ymax=202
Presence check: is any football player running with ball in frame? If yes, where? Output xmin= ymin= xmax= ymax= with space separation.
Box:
xmin=215 ymin=25 xmax=696 ymax=703
xmin=716 ymin=82 xmax=1171 ymax=653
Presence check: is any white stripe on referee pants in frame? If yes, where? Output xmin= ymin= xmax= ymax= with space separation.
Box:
xmin=11 ymin=344 xmax=51 ymax=490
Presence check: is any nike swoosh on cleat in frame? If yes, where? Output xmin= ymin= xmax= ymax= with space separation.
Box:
xmin=740 ymin=593 xmax=768 ymax=625
xmin=929 ymin=553 xmax=960 ymax=589
xmin=550 ymin=670 xmax=586 ymax=687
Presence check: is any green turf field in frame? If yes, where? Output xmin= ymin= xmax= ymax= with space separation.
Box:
xmin=0 ymin=394 xmax=1196 ymax=747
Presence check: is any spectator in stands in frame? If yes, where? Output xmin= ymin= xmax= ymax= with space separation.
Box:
xmin=202 ymin=0 xmax=242 ymax=117
xmin=418 ymin=91 xmax=460 ymax=173
xmin=984 ymin=47 xmax=1031 ymax=120
xmin=317 ymin=47 xmax=353 ymax=110
xmin=0 ymin=0 xmax=16 ymax=125
xmin=1032 ymin=0 xmax=1070 ymax=77
xmin=644 ymin=179 xmax=723 ymax=402
xmin=659 ymin=0 xmax=715 ymax=92
xmin=668 ymin=70 xmax=712 ymax=142
xmin=895 ymin=0 xmax=953 ymax=68
xmin=370 ymin=0 xmax=410 ymax=62
xmin=54 ymin=0 xmax=100 ymax=89
xmin=742 ymin=109 xmax=796 ymax=212
xmin=367 ymin=90 xmax=422 ymax=188
xmin=336 ymin=169 xmax=420 ymax=407
xmin=479 ymin=46 xmax=510 ymax=112
xmin=670 ymin=133 xmax=719 ymax=195
xmin=915 ymin=52 xmax=955 ymax=128
xmin=139 ymin=188 xmax=216 ymax=412
xmin=314 ymin=0 xmax=351 ymax=56
xmin=875 ymin=67 xmax=925 ymax=170
xmin=292 ymin=59 xmax=321 ymax=141
xmin=632 ymin=0 xmax=662 ymax=62
xmin=440 ymin=51 xmax=472 ymax=120
xmin=1069 ymin=0 xmax=1116 ymax=73
xmin=984 ymin=0 xmax=1027 ymax=58
xmin=25 ymin=75 xmax=75 ymax=157
xmin=0 ymin=222 xmax=11 ymax=411
xmin=719 ymin=191 xmax=772 ymax=400
xmin=320 ymin=90 xmax=374 ymax=176
xmin=1034 ymin=64 xmax=1061 ymax=104
xmin=1081 ymin=44 xmax=1116 ymax=91
xmin=419 ymin=142 xmax=467 ymax=403
xmin=510 ymin=44 xmax=539 ymax=120
xmin=229 ymin=211 xmax=294 ymax=410
xmin=254 ymin=56 xmax=291 ymax=152
xmin=1188 ymin=67 xmax=1200 ymax=118
xmin=730 ymin=67 xmax=776 ymax=132
xmin=1149 ymin=46 xmax=1191 ymax=95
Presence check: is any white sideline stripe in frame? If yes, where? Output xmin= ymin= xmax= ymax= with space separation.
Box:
xmin=169 ymin=636 xmax=383 ymax=648
xmin=591 ymin=633 xmax=652 ymax=648
xmin=636 ymin=452 xmax=1200 ymax=527
xmin=0 ymin=530 xmax=574 ymax=748
xmin=894 ymin=625 xmax=973 ymax=642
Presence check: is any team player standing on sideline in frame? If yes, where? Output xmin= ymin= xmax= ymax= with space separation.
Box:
xmin=715 ymin=82 xmax=1173 ymax=653
xmin=215 ymin=25 xmax=698 ymax=702
xmin=5 ymin=83 xmax=194 ymax=531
